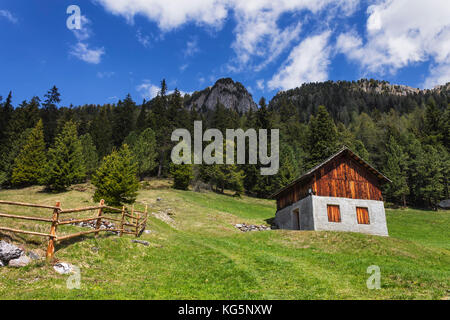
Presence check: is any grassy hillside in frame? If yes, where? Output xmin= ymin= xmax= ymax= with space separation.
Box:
xmin=0 ymin=181 xmax=448 ymax=300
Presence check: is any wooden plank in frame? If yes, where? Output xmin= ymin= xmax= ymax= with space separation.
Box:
xmin=58 ymin=217 xmax=99 ymax=225
xmin=0 ymin=200 xmax=59 ymax=210
xmin=103 ymin=206 xmax=125 ymax=213
xmin=59 ymin=206 xmax=104 ymax=214
xmin=0 ymin=212 xmax=53 ymax=222
xmin=0 ymin=226 xmax=52 ymax=237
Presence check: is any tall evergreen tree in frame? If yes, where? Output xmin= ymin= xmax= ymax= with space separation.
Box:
xmin=127 ymin=128 xmax=158 ymax=179
xmin=383 ymin=136 xmax=410 ymax=206
xmin=41 ymin=86 xmax=61 ymax=146
xmin=11 ymin=120 xmax=47 ymax=186
xmin=306 ymin=105 xmax=339 ymax=169
xmin=112 ymin=94 xmax=136 ymax=147
xmin=80 ymin=133 xmax=98 ymax=177
xmin=44 ymin=121 xmax=85 ymax=191
xmin=92 ymin=144 xmax=139 ymax=206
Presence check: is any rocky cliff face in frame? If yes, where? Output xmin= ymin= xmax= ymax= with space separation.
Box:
xmin=186 ymin=78 xmax=257 ymax=113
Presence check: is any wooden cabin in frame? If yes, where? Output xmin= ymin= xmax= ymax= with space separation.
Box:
xmin=272 ymin=147 xmax=391 ymax=236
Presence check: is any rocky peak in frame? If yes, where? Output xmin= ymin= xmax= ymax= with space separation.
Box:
xmin=356 ymin=79 xmax=422 ymax=96
xmin=186 ymin=78 xmax=257 ymax=113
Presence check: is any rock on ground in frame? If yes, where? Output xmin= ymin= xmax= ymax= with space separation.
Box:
xmin=132 ymin=240 xmax=150 ymax=246
xmin=0 ymin=240 xmax=23 ymax=262
xmin=53 ymin=263 xmax=75 ymax=275
xmin=8 ymin=255 xmax=31 ymax=268
xmin=0 ymin=260 xmax=5 ymax=267
xmin=27 ymin=251 xmax=41 ymax=261
xmin=234 ymin=223 xmax=271 ymax=232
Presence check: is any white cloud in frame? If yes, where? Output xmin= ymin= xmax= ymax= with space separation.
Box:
xmin=72 ymin=15 xmax=92 ymax=41
xmin=256 ymin=79 xmax=265 ymax=90
xmin=136 ymin=80 xmax=191 ymax=99
xmin=70 ymin=42 xmax=105 ymax=64
xmin=97 ymin=71 xmax=115 ymax=79
xmin=184 ymin=37 xmax=200 ymax=57
xmin=68 ymin=14 xmax=105 ymax=64
xmin=136 ymin=29 xmax=151 ymax=47
xmin=336 ymin=0 xmax=450 ymax=86
xmin=0 ymin=10 xmax=18 ymax=24
xmin=136 ymin=81 xmax=161 ymax=99
xmin=423 ymin=63 xmax=450 ymax=89
xmin=96 ymin=0 xmax=360 ymax=72
xmin=179 ymin=64 xmax=189 ymax=72
xmin=268 ymin=31 xmax=332 ymax=91
xmin=95 ymin=0 xmax=229 ymax=31
xmin=229 ymin=0 xmax=357 ymax=71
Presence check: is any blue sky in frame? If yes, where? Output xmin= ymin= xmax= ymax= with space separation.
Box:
xmin=0 ymin=0 xmax=449 ymax=107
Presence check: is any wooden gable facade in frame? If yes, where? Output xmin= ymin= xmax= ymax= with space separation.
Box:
xmin=273 ymin=148 xmax=390 ymax=211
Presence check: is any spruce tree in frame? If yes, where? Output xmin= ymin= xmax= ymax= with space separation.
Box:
xmin=41 ymin=86 xmax=61 ymax=146
xmin=92 ymin=144 xmax=139 ymax=206
xmin=80 ymin=133 xmax=98 ymax=177
xmin=306 ymin=105 xmax=339 ymax=169
xmin=384 ymin=136 xmax=410 ymax=206
xmin=131 ymin=128 xmax=158 ymax=179
xmin=44 ymin=121 xmax=85 ymax=191
xmin=11 ymin=120 xmax=47 ymax=186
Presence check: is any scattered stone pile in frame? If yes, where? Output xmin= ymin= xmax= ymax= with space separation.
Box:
xmin=0 ymin=240 xmax=40 ymax=267
xmin=69 ymin=219 xmax=117 ymax=231
xmin=234 ymin=224 xmax=271 ymax=232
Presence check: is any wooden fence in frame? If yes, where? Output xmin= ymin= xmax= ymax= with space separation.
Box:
xmin=0 ymin=200 xmax=148 ymax=261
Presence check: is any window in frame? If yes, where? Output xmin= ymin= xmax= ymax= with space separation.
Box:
xmin=356 ymin=207 xmax=370 ymax=225
xmin=327 ymin=205 xmax=341 ymax=223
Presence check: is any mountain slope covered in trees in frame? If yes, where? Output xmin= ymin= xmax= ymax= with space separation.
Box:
xmin=0 ymin=79 xmax=448 ymax=209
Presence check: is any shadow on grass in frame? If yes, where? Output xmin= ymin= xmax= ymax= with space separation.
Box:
xmin=55 ymin=232 xmax=118 ymax=253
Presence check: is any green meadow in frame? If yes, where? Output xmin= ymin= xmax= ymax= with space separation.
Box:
xmin=0 ymin=181 xmax=448 ymax=300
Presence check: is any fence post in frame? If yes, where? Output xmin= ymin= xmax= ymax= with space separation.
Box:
xmin=133 ymin=206 xmax=139 ymax=237
xmin=95 ymin=199 xmax=105 ymax=237
xmin=119 ymin=206 xmax=125 ymax=237
xmin=46 ymin=201 xmax=61 ymax=261
xmin=144 ymin=205 xmax=148 ymax=232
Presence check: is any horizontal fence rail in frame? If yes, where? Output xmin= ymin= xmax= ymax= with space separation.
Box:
xmin=0 ymin=200 xmax=148 ymax=260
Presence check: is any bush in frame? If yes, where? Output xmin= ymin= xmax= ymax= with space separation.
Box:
xmin=170 ymin=164 xmax=193 ymax=191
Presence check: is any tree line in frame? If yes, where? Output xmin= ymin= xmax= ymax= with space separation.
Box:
xmin=0 ymin=79 xmax=448 ymax=208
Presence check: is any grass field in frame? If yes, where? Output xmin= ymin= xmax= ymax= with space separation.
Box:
xmin=0 ymin=181 xmax=448 ymax=300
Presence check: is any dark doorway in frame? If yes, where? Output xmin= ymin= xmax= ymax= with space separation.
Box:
xmin=293 ymin=208 xmax=300 ymax=230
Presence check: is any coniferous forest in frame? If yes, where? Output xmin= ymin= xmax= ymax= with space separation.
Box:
xmin=0 ymin=79 xmax=448 ymax=209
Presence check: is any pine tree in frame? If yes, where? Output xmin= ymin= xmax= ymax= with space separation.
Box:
xmin=112 ymin=94 xmax=136 ymax=147
xmin=89 ymin=107 xmax=113 ymax=159
xmin=306 ymin=105 xmax=339 ymax=169
xmin=44 ymin=121 xmax=85 ymax=191
xmin=80 ymin=133 xmax=98 ymax=177
xmin=411 ymin=144 xmax=445 ymax=209
xmin=0 ymin=91 xmax=13 ymax=146
xmin=383 ymin=136 xmax=410 ymax=206
xmin=11 ymin=120 xmax=47 ymax=186
xmin=127 ymin=128 xmax=158 ymax=179
xmin=41 ymin=86 xmax=61 ymax=146
xmin=92 ymin=144 xmax=139 ymax=206
xmin=200 ymin=141 xmax=245 ymax=195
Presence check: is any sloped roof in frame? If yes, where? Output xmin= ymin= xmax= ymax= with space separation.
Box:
xmin=271 ymin=146 xmax=391 ymax=199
